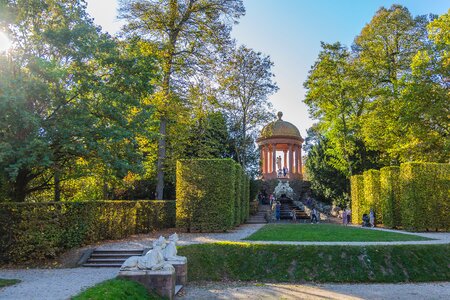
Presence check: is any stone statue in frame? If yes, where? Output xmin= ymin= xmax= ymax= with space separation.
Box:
xmin=163 ymin=233 xmax=187 ymax=263
xmin=274 ymin=180 xmax=294 ymax=199
xmin=276 ymin=156 xmax=282 ymax=170
xmin=120 ymin=244 xmax=174 ymax=271
xmin=152 ymin=236 xmax=167 ymax=249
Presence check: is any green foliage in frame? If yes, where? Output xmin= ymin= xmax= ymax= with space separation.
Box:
xmin=234 ymin=164 xmax=242 ymax=226
xmin=363 ymin=170 xmax=381 ymax=223
xmin=72 ymin=278 xmax=163 ymax=300
xmin=0 ymin=278 xmax=20 ymax=288
xmin=380 ymin=166 xmax=401 ymax=228
xmin=400 ymin=163 xmax=450 ymax=231
xmin=245 ymin=224 xmax=430 ymax=242
xmin=350 ymin=175 xmax=364 ymax=224
xmin=0 ymin=200 xmax=175 ymax=263
xmin=178 ymin=243 xmax=450 ymax=283
xmin=176 ymin=159 xmax=237 ymax=232
xmin=242 ymin=174 xmax=250 ymax=223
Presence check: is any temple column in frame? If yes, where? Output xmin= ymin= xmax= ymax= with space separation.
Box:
xmin=288 ymin=144 xmax=293 ymax=177
xmin=272 ymin=144 xmax=276 ymax=175
xmin=298 ymin=145 xmax=303 ymax=178
xmin=294 ymin=145 xmax=298 ymax=174
xmin=283 ymin=150 xmax=287 ymax=168
xmin=260 ymin=146 xmax=265 ymax=175
xmin=264 ymin=145 xmax=269 ymax=174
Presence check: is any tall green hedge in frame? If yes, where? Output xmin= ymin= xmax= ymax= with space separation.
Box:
xmin=363 ymin=170 xmax=381 ymax=224
xmin=350 ymin=175 xmax=364 ymax=224
xmin=400 ymin=163 xmax=450 ymax=231
xmin=176 ymin=159 xmax=236 ymax=232
xmin=234 ymin=165 xmax=242 ymax=226
xmin=380 ymin=166 xmax=401 ymax=228
xmin=0 ymin=200 xmax=175 ymax=264
xmin=241 ymin=169 xmax=247 ymax=223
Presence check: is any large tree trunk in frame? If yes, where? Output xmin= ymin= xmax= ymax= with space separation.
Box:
xmin=12 ymin=169 xmax=31 ymax=202
xmin=155 ymin=117 xmax=167 ymax=200
xmin=54 ymin=170 xmax=60 ymax=202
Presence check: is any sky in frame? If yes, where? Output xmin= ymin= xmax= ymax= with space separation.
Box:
xmin=2 ymin=1 xmax=448 ymax=138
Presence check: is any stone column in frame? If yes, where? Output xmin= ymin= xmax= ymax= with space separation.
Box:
xmin=294 ymin=145 xmax=299 ymax=174
xmin=298 ymin=145 xmax=303 ymax=178
xmin=288 ymin=144 xmax=293 ymax=177
xmin=263 ymin=145 xmax=268 ymax=174
xmin=283 ymin=150 xmax=287 ymax=168
xmin=272 ymin=144 xmax=276 ymax=175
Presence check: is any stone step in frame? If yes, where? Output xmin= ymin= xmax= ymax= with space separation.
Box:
xmin=83 ymin=263 xmax=123 ymax=267
xmin=82 ymin=249 xmax=145 ymax=268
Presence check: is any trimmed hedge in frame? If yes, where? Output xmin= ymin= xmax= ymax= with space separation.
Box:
xmin=400 ymin=163 xmax=450 ymax=231
xmin=351 ymin=162 xmax=449 ymax=231
xmin=0 ymin=200 xmax=175 ymax=264
xmin=176 ymin=159 xmax=235 ymax=232
xmin=234 ymin=165 xmax=242 ymax=226
xmin=363 ymin=170 xmax=381 ymax=224
xmin=380 ymin=166 xmax=401 ymax=228
xmin=350 ymin=175 xmax=364 ymax=224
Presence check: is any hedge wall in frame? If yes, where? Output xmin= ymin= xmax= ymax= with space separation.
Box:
xmin=350 ymin=175 xmax=364 ymax=224
xmin=0 ymin=200 xmax=175 ymax=264
xmin=234 ymin=164 xmax=242 ymax=226
xmin=363 ymin=170 xmax=381 ymax=224
xmin=176 ymin=159 xmax=237 ymax=232
xmin=400 ymin=163 xmax=450 ymax=231
xmin=380 ymin=166 xmax=401 ymax=228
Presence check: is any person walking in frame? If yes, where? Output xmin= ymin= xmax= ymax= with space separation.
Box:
xmin=291 ymin=208 xmax=297 ymax=222
xmin=311 ymin=207 xmax=319 ymax=224
xmin=343 ymin=209 xmax=348 ymax=225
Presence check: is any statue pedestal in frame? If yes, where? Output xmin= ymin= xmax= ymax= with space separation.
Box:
xmin=118 ymin=269 xmax=176 ymax=300
xmin=167 ymin=260 xmax=188 ymax=285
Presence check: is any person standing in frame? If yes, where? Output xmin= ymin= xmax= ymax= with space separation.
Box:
xmin=343 ymin=209 xmax=348 ymax=225
xmin=347 ymin=208 xmax=352 ymax=225
xmin=369 ymin=209 xmax=375 ymax=228
xmin=291 ymin=208 xmax=297 ymax=222
xmin=276 ymin=201 xmax=281 ymax=221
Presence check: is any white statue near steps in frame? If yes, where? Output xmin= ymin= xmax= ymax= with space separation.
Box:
xmin=163 ymin=233 xmax=187 ymax=263
xmin=120 ymin=244 xmax=174 ymax=271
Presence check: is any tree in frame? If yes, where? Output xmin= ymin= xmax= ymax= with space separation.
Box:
xmin=304 ymin=42 xmax=366 ymax=177
xmin=119 ymin=0 xmax=245 ymax=199
xmin=0 ymin=0 xmax=157 ymax=201
xmin=218 ymin=45 xmax=278 ymax=169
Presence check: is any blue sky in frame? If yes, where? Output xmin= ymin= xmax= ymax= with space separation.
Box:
xmin=84 ymin=0 xmax=449 ymax=138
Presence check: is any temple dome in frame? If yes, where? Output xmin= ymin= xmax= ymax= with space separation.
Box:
xmin=259 ymin=112 xmax=302 ymax=141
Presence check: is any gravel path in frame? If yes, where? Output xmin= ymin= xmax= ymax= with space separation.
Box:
xmin=0 ymin=268 xmax=117 ymax=300
xmin=180 ymin=282 xmax=450 ymax=300
xmin=1 ymin=224 xmax=449 ymax=300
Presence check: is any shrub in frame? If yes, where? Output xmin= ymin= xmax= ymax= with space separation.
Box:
xmin=0 ymin=200 xmax=175 ymax=264
xmin=400 ymin=163 xmax=450 ymax=231
xmin=380 ymin=166 xmax=401 ymax=228
xmin=363 ymin=170 xmax=381 ymax=223
xmin=350 ymin=175 xmax=364 ymax=224
xmin=176 ymin=159 xmax=236 ymax=232
xmin=234 ymin=165 xmax=242 ymax=226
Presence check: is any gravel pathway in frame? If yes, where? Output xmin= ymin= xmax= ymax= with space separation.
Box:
xmin=180 ymin=281 xmax=450 ymax=300
xmin=0 ymin=268 xmax=117 ymax=300
xmin=1 ymin=224 xmax=449 ymax=300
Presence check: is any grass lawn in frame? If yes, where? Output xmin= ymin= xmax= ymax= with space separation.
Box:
xmin=245 ymin=224 xmax=433 ymax=242
xmin=0 ymin=278 xmax=20 ymax=288
xmin=72 ymin=278 xmax=164 ymax=300
xmin=178 ymin=243 xmax=450 ymax=283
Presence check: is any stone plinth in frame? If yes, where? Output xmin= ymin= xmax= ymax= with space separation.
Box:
xmin=167 ymin=260 xmax=187 ymax=285
xmin=118 ymin=269 xmax=176 ymax=300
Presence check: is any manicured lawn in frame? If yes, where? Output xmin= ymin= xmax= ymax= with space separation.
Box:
xmin=245 ymin=224 xmax=433 ymax=242
xmin=0 ymin=278 xmax=20 ymax=288
xmin=72 ymin=278 xmax=164 ymax=300
xmin=178 ymin=243 xmax=450 ymax=283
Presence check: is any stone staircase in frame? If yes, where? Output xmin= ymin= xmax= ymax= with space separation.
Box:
xmin=279 ymin=197 xmax=309 ymax=220
xmin=82 ymin=249 xmax=145 ymax=268
xmin=246 ymin=204 xmax=270 ymax=224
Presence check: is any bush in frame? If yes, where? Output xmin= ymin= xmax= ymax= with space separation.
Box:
xmin=350 ymin=175 xmax=364 ymax=224
xmin=363 ymin=170 xmax=381 ymax=224
xmin=234 ymin=165 xmax=242 ymax=226
xmin=400 ymin=163 xmax=450 ymax=231
xmin=176 ymin=159 xmax=236 ymax=232
xmin=380 ymin=166 xmax=401 ymax=228
xmin=0 ymin=200 xmax=175 ymax=264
